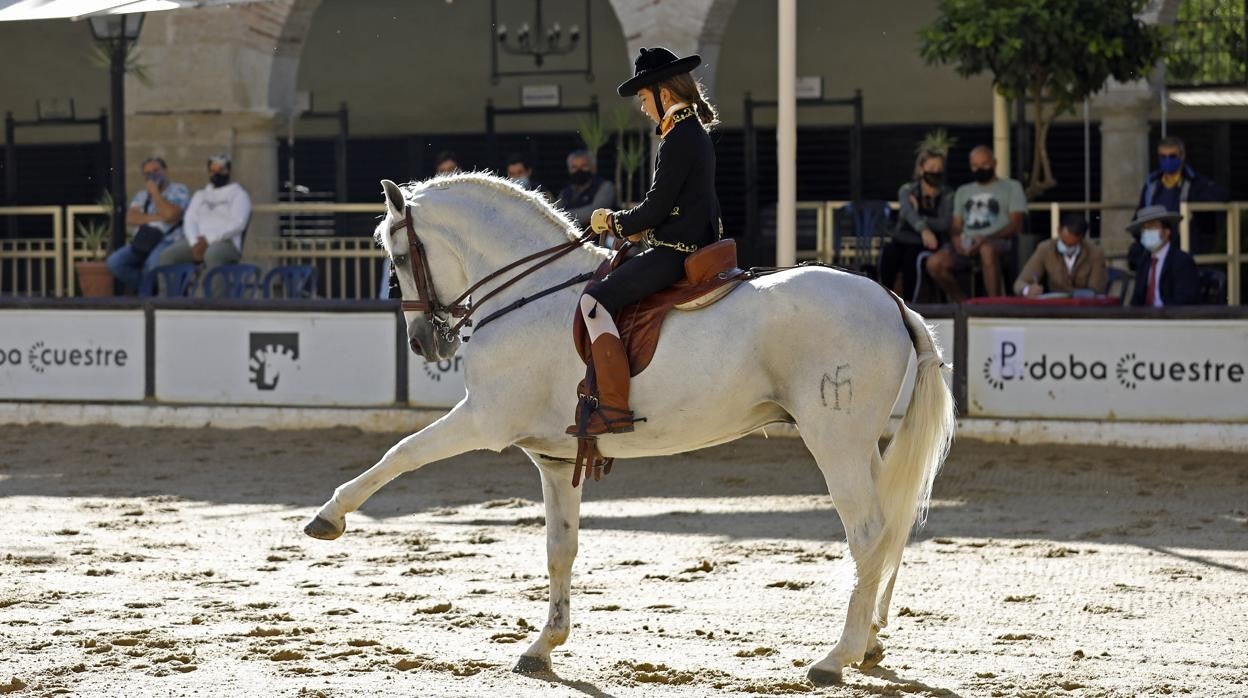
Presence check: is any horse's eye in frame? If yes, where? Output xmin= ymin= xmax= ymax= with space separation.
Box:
xmin=393 ymin=255 xmax=408 ymax=266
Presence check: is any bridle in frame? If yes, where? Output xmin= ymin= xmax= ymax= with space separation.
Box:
xmin=389 ymin=207 xmax=596 ymax=343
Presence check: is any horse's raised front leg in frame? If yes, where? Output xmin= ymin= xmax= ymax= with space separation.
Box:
xmin=514 ymin=452 xmax=582 ymax=674
xmin=304 ymin=406 xmax=486 ymax=540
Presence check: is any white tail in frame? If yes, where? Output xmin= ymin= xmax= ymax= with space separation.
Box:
xmin=867 ymin=306 xmax=956 ymax=624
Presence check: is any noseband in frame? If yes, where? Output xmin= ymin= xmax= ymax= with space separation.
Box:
xmin=390 ymin=208 xmax=596 ymax=342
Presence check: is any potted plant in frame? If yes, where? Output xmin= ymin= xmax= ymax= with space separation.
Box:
xmin=611 ymin=107 xmax=647 ymax=208
xmin=75 ymin=192 xmax=115 ymax=297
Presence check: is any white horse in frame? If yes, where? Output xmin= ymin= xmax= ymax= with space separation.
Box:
xmin=304 ymin=173 xmax=955 ymax=685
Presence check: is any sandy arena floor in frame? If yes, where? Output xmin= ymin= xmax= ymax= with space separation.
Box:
xmin=1 ymin=424 xmax=1246 ymax=697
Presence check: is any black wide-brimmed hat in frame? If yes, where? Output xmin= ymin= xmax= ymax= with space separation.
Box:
xmin=617 ymin=47 xmax=701 ymax=97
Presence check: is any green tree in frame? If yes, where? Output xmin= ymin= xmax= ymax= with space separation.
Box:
xmin=1166 ymin=0 xmax=1247 ymax=85
xmin=919 ymin=0 xmax=1164 ymax=198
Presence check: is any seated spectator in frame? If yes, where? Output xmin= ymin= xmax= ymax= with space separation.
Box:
xmin=880 ymin=148 xmax=952 ymax=301
xmin=1134 ymin=136 xmax=1227 ymax=258
xmin=158 ymin=153 xmax=251 ymax=295
xmin=1126 ymin=205 xmax=1200 ymax=307
xmin=556 ymin=149 xmax=616 ymax=229
xmin=505 ymin=152 xmax=544 ymax=196
xmin=925 ymin=146 xmax=1026 ymax=301
xmin=105 ymin=157 xmax=190 ymax=294
xmin=434 ymin=150 xmax=460 ymax=175
xmin=1014 ymin=215 xmax=1108 ymax=297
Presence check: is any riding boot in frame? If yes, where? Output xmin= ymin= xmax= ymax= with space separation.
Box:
xmin=566 ymin=333 xmax=639 ymax=437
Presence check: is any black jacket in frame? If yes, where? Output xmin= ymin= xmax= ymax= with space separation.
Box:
xmin=1130 ymin=244 xmax=1201 ymax=306
xmin=1136 ymin=165 xmax=1227 ymax=211
xmin=614 ymin=107 xmax=721 ymax=251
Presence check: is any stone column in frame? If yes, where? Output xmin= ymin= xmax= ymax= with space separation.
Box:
xmin=1094 ymin=80 xmax=1153 ymax=257
xmin=125 ymin=0 xmax=319 ymax=266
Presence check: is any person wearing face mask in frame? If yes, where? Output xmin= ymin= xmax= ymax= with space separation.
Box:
xmin=926 ymin=145 xmax=1026 ymax=301
xmin=1126 ymin=206 xmax=1200 ymax=307
xmin=158 ymin=153 xmax=252 ymax=290
xmin=505 ymin=152 xmax=545 ymax=197
xmin=556 ymin=149 xmax=616 ymax=230
xmin=1134 ymin=136 xmax=1226 ymax=260
xmin=1013 ymin=215 xmax=1107 ymax=297
xmin=105 ymin=156 xmax=191 ymax=294
xmin=880 ymin=148 xmax=953 ymax=302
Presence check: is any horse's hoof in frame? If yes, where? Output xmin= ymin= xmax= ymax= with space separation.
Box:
xmin=303 ymin=515 xmax=344 ymax=541
xmin=513 ymin=655 xmax=551 ymax=674
xmin=858 ymin=645 xmax=885 ymax=671
xmin=807 ymin=666 xmax=843 ymax=686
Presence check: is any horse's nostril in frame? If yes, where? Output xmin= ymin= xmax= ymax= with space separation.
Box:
xmin=409 ymin=337 xmax=424 ymax=355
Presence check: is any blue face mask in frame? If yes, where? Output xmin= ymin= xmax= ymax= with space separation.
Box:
xmin=1140 ymin=228 xmax=1164 ymax=252
xmin=1159 ymin=155 xmax=1182 ymax=175
xmin=1056 ymin=240 xmax=1079 ymax=256
xmin=512 ymin=176 xmax=530 ymax=188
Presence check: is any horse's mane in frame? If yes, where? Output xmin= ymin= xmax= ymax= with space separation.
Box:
xmin=379 ymin=172 xmax=592 ymax=251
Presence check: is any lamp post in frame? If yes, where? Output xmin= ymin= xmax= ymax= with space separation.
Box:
xmin=88 ymin=13 xmax=144 ymax=256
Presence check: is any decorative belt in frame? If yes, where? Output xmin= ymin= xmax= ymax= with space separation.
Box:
xmin=643 ymin=231 xmax=698 ymax=253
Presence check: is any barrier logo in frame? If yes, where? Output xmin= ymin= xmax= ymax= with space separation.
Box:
xmin=0 ymin=340 xmax=129 ymax=374
xmin=983 ymin=340 xmax=1244 ymax=391
xmin=249 ymin=332 xmax=300 ymax=391
xmin=421 ymin=355 xmax=463 ymax=382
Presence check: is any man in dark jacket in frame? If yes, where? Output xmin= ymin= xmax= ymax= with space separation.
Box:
xmin=1134 ymin=136 xmax=1227 ymax=259
xmin=1127 ymin=206 xmax=1201 ymax=307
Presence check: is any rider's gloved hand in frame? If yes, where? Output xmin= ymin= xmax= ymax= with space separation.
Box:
xmin=589 ymin=208 xmax=614 ymax=234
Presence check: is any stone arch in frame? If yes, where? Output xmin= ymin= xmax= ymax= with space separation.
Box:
xmin=606 ymin=0 xmax=738 ymax=96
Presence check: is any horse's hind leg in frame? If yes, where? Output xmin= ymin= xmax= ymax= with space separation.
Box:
xmin=798 ymin=420 xmax=889 ymax=686
xmin=858 ymin=448 xmax=896 ymax=671
xmin=304 ymin=405 xmax=487 ymax=541
xmin=514 ymin=451 xmax=582 ymax=674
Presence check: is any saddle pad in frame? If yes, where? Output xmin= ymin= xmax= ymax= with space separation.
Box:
xmin=573 ymin=240 xmax=745 ymax=376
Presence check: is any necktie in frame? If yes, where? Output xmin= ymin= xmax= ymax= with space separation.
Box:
xmin=1146 ymin=257 xmax=1159 ymax=306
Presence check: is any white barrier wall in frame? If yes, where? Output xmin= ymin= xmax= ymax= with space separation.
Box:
xmin=408 ymin=352 xmax=467 ymax=409
xmin=7 ymin=307 xmax=1248 ymax=425
xmin=154 ymin=311 xmax=396 ymax=406
xmin=0 ymin=310 xmax=146 ymax=401
xmin=968 ymin=318 xmax=1248 ymax=422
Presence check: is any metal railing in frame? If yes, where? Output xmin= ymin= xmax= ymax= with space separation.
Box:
xmin=5 ymin=200 xmax=1244 ymax=305
xmin=250 ymin=203 xmax=385 ymax=300
xmin=804 ymin=200 xmax=1243 ymax=305
xmin=0 ymin=206 xmax=64 ymax=297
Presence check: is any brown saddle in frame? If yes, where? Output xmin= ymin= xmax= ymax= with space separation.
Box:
xmin=573 ymin=239 xmax=746 ymax=375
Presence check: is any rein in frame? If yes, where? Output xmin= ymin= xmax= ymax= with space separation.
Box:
xmin=390 ymin=208 xmax=596 ymax=341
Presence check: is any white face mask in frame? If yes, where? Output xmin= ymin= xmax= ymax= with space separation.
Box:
xmin=1056 ymin=240 xmax=1079 ymax=257
xmin=1140 ymin=227 xmax=1164 ymax=252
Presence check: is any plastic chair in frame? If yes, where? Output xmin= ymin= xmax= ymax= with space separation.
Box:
xmin=834 ymin=200 xmax=893 ymax=273
xmin=139 ymin=263 xmax=198 ymax=297
xmin=261 ymin=264 xmax=318 ymax=299
xmin=200 ymin=263 xmax=261 ymax=298
xmin=1105 ymin=266 xmax=1130 ymax=304
xmin=1197 ymin=267 xmax=1227 ymax=305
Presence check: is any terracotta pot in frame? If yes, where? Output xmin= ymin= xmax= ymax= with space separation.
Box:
xmin=75 ymin=260 xmax=114 ymax=297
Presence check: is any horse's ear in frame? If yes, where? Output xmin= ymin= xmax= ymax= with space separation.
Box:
xmin=381 ymin=179 xmax=405 ymax=220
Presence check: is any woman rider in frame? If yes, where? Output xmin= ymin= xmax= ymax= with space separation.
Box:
xmin=568 ymin=47 xmax=723 ymax=440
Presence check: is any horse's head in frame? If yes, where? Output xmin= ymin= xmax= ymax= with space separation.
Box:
xmin=378 ymin=178 xmax=468 ymax=362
